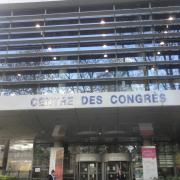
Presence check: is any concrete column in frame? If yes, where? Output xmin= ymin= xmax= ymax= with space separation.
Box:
xmin=54 ymin=141 xmax=63 ymax=148
xmin=2 ymin=139 xmax=10 ymax=175
xmin=52 ymin=125 xmax=65 ymax=146
xmin=141 ymin=137 xmax=158 ymax=180
xmin=49 ymin=125 xmax=65 ymax=180
xmin=142 ymin=137 xmax=152 ymax=146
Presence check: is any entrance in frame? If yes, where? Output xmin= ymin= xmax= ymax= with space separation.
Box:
xmin=102 ymin=153 xmax=131 ymax=180
xmin=76 ymin=154 xmax=101 ymax=180
xmin=75 ymin=153 xmax=131 ymax=180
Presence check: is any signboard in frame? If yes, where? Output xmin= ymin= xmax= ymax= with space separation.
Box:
xmin=49 ymin=147 xmax=64 ymax=180
xmin=34 ymin=168 xmax=40 ymax=172
xmin=0 ymin=90 xmax=179 ymax=110
xmin=142 ymin=146 xmax=158 ymax=180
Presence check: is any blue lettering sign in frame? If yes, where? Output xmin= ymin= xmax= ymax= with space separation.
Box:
xmin=81 ymin=95 xmax=103 ymax=105
xmin=31 ymin=98 xmax=37 ymax=107
xmin=30 ymin=96 xmax=74 ymax=107
xmin=111 ymin=95 xmax=117 ymax=104
xmin=82 ymin=96 xmax=88 ymax=105
xmin=119 ymin=95 xmax=126 ymax=104
xmin=110 ymin=93 xmax=166 ymax=105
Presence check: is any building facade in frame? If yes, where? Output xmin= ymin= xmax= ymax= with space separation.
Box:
xmin=0 ymin=0 xmax=180 ymax=179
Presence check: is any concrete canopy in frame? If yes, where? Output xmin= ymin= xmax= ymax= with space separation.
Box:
xmin=0 ymin=106 xmax=179 ymax=143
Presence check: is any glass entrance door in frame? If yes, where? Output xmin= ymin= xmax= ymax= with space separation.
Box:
xmin=77 ymin=162 xmax=99 ymax=180
xmin=104 ymin=161 xmax=130 ymax=180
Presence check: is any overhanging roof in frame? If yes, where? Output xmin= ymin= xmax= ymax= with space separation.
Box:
xmin=0 ymin=90 xmax=179 ymax=140
xmin=0 ymin=106 xmax=179 ymax=142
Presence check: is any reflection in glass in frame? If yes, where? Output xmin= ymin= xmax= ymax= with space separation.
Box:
xmin=7 ymin=140 xmax=33 ymax=173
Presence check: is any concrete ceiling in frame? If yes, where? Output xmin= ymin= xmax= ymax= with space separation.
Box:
xmin=0 ymin=106 xmax=179 ymax=142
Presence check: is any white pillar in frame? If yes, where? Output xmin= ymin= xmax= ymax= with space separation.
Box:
xmin=49 ymin=125 xmax=65 ymax=180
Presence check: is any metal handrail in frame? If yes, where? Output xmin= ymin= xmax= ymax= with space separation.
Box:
xmin=0 ymin=60 xmax=179 ymax=72
xmin=0 ymin=75 xmax=179 ymax=86
xmin=0 ymin=46 xmax=179 ymax=58
xmin=0 ymin=32 xmax=179 ymax=47
xmin=0 ymin=19 xmax=180 ymax=35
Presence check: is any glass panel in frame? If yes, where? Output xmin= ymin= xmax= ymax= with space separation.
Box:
xmin=33 ymin=142 xmax=51 ymax=179
xmin=7 ymin=140 xmax=33 ymax=177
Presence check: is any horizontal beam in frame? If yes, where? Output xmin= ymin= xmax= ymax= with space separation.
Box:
xmin=1 ymin=32 xmax=180 ymax=47
xmin=0 ymin=46 xmax=179 ymax=58
xmin=0 ymin=75 xmax=180 ymax=86
xmin=0 ymin=60 xmax=180 ymax=72
xmin=0 ymin=6 xmax=179 ymax=23
xmin=0 ymin=19 xmax=180 ymax=35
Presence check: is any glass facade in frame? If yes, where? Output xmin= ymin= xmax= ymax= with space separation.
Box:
xmin=0 ymin=0 xmax=179 ymax=96
xmin=2 ymin=141 xmax=180 ymax=179
xmin=6 ymin=140 xmax=33 ymax=178
xmin=32 ymin=142 xmax=52 ymax=179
